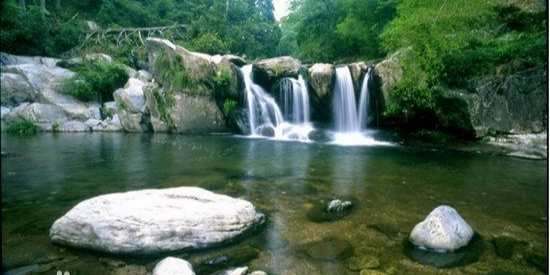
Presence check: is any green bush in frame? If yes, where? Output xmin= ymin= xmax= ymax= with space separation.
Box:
xmin=51 ymin=122 xmax=61 ymax=132
xmin=213 ymin=68 xmax=232 ymax=93
xmin=62 ymin=61 xmax=129 ymax=103
xmin=153 ymin=52 xmax=191 ymax=92
xmin=184 ymin=32 xmax=228 ymax=55
xmin=223 ymin=99 xmax=237 ymax=116
xmin=6 ymin=120 xmax=39 ymax=136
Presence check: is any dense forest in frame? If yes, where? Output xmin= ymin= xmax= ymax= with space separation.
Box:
xmin=1 ymin=0 xmax=547 ymax=125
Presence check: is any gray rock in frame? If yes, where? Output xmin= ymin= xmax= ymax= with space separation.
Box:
xmin=50 ymin=187 xmax=266 ymax=255
xmin=434 ymin=67 xmax=547 ymax=139
xmin=114 ymin=78 xmax=146 ymax=113
xmin=1 ymin=52 xmax=61 ymax=67
xmin=326 ymin=199 xmax=353 ymax=213
xmin=374 ymin=50 xmax=407 ymax=108
xmin=222 ymin=54 xmax=247 ymax=67
xmin=60 ymin=120 xmax=90 ymax=132
xmin=37 ymin=89 xmax=99 ymax=120
xmin=84 ymin=53 xmax=113 ymax=63
xmin=409 ymin=205 xmax=474 ymax=252
xmin=253 ymin=56 xmax=302 ymax=86
xmin=248 ymin=271 xmax=267 ymax=275
xmin=2 ymin=63 xmax=74 ymax=91
xmin=103 ymin=101 xmax=119 ymax=116
xmin=1 ymin=73 xmax=35 ymax=106
xmin=137 ymin=70 xmax=153 ymax=83
xmin=348 ymin=62 xmax=367 ymax=93
xmin=3 ymin=103 xmax=67 ymax=124
xmin=85 ymin=115 xmax=123 ymax=132
xmin=153 ymin=257 xmax=195 ymax=275
xmin=1 ymin=106 xmax=11 ymax=120
xmin=217 ymin=267 xmax=248 ymax=275
xmin=308 ymin=63 xmax=334 ymax=101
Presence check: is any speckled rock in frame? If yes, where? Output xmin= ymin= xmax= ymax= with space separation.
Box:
xmin=153 ymin=257 xmax=195 ymax=275
xmin=409 ymin=205 xmax=474 ymax=251
xmin=50 ymin=187 xmax=266 ymax=255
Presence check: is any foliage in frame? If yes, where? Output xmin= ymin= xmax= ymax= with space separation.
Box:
xmin=151 ymin=88 xmax=175 ymax=128
xmin=62 ymin=61 xmax=128 ymax=103
xmin=51 ymin=122 xmax=61 ymax=133
xmin=213 ymin=68 xmax=233 ymax=94
xmin=153 ymin=51 xmax=190 ymax=92
xmin=281 ymin=0 xmax=397 ymax=62
xmin=0 ymin=0 xmax=84 ymax=57
xmin=100 ymin=105 xmax=114 ymax=120
xmin=223 ymin=99 xmax=237 ymax=116
xmin=6 ymin=120 xmax=39 ymax=136
xmin=184 ymin=32 xmax=228 ymax=55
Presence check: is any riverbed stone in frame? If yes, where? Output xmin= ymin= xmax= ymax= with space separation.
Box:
xmin=326 ymin=199 xmax=353 ymax=213
xmin=300 ymin=237 xmax=353 ymax=261
xmin=153 ymin=257 xmax=195 ymax=275
xmin=50 ymin=187 xmax=266 ymax=255
xmin=409 ymin=205 xmax=474 ymax=251
xmin=347 ymin=255 xmax=380 ymax=271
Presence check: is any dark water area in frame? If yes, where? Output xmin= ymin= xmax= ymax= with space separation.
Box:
xmin=1 ymin=133 xmax=547 ymax=274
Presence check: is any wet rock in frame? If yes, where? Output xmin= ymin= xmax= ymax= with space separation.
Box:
xmin=248 ymin=271 xmax=267 ymax=275
xmin=153 ymin=257 xmax=195 ymax=275
xmin=257 ymin=125 xmax=275 ymax=137
xmin=3 ymin=264 xmax=40 ymax=275
xmin=1 ymin=73 xmax=34 ymax=106
xmin=222 ymin=54 xmax=247 ymax=67
xmin=307 ymin=129 xmax=332 ymax=142
xmin=491 ymin=236 xmax=527 ymax=259
xmin=308 ymin=63 xmax=334 ymax=101
xmin=50 ymin=187 xmax=266 ymax=255
xmin=60 ymin=120 xmax=90 ymax=132
xmin=367 ymin=224 xmax=401 ymax=239
xmin=374 ymin=49 xmax=407 ymax=109
xmin=359 ymin=270 xmax=387 ymax=275
xmin=213 ymin=266 xmax=248 ymax=275
xmin=326 ymin=199 xmax=353 ymax=213
xmin=306 ymin=197 xmax=357 ymax=223
xmin=300 ymin=237 xmax=353 ymax=261
xmin=193 ymin=246 xmax=259 ymax=275
xmin=526 ymin=253 xmax=547 ymax=273
xmin=404 ymin=233 xmax=484 ymax=268
xmin=409 ymin=205 xmax=474 ymax=251
xmin=111 ymin=265 xmax=148 ymax=275
xmin=347 ymin=255 xmax=380 ymax=271
xmin=253 ymin=56 xmax=302 ymax=87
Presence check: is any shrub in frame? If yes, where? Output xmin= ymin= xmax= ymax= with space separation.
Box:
xmin=51 ymin=122 xmax=61 ymax=132
xmin=6 ymin=120 xmax=39 ymax=136
xmin=184 ymin=32 xmax=228 ymax=55
xmin=223 ymin=99 xmax=237 ymax=116
xmin=213 ymin=68 xmax=232 ymax=94
xmin=62 ymin=61 xmax=129 ymax=103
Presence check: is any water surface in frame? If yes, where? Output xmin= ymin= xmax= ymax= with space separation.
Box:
xmin=1 ymin=133 xmax=547 ymax=274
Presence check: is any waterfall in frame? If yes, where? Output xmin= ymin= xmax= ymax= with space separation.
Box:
xmin=241 ymin=65 xmax=312 ymax=140
xmin=358 ymin=67 xmax=372 ymax=131
xmin=333 ymin=66 xmax=359 ymax=133
xmin=278 ymin=75 xmax=310 ymax=124
xmin=332 ymin=66 xmax=389 ymax=146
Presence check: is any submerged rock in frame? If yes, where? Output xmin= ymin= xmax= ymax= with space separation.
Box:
xmin=409 ymin=205 xmax=474 ymax=252
xmin=50 ymin=187 xmax=266 ymax=255
xmin=326 ymin=199 xmax=353 ymax=213
xmin=299 ymin=237 xmax=353 ymax=261
xmin=153 ymin=257 xmax=195 ymax=275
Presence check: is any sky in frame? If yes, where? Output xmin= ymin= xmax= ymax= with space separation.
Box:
xmin=272 ymin=0 xmax=291 ymax=21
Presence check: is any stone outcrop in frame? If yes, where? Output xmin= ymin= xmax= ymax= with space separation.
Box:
xmin=434 ymin=66 xmax=547 ymax=139
xmin=1 ymin=73 xmax=34 ymax=106
xmin=49 ymin=187 xmax=266 ymax=255
xmin=153 ymin=257 xmax=195 ymax=275
xmin=252 ymin=56 xmax=302 ymax=87
xmin=373 ymin=51 xmax=405 ymax=109
xmin=145 ymin=38 xmax=232 ymax=133
xmin=348 ymin=62 xmax=367 ymax=94
xmin=409 ymin=205 xmax=474 ymax=252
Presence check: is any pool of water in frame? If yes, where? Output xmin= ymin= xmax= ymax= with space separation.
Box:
xmin=1 ymin=133 xmax=547 ymax=274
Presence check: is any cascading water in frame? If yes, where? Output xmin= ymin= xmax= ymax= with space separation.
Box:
xmin=333 ymin=66 xmax=360 ymax=133
xmin=332 ymin=66 xmax=388 ymax=146
xmin=278 ymin=76 xmax=310 ymax=124
xmin=241 ymin=65 xmax=312 ymax=140
xmin=358 ymin=67 xmax=372 ymax=131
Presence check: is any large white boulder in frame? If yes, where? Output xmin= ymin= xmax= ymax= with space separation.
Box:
xmin=153 ymin=257 xmax=195 ymax=275
xmin=1 ymin=73 xmax=35 ymax=106
xmin=409 ymin=205 xmax=474 ymax=252
xmin=50 ymin=187 xmax=266 ymax=255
